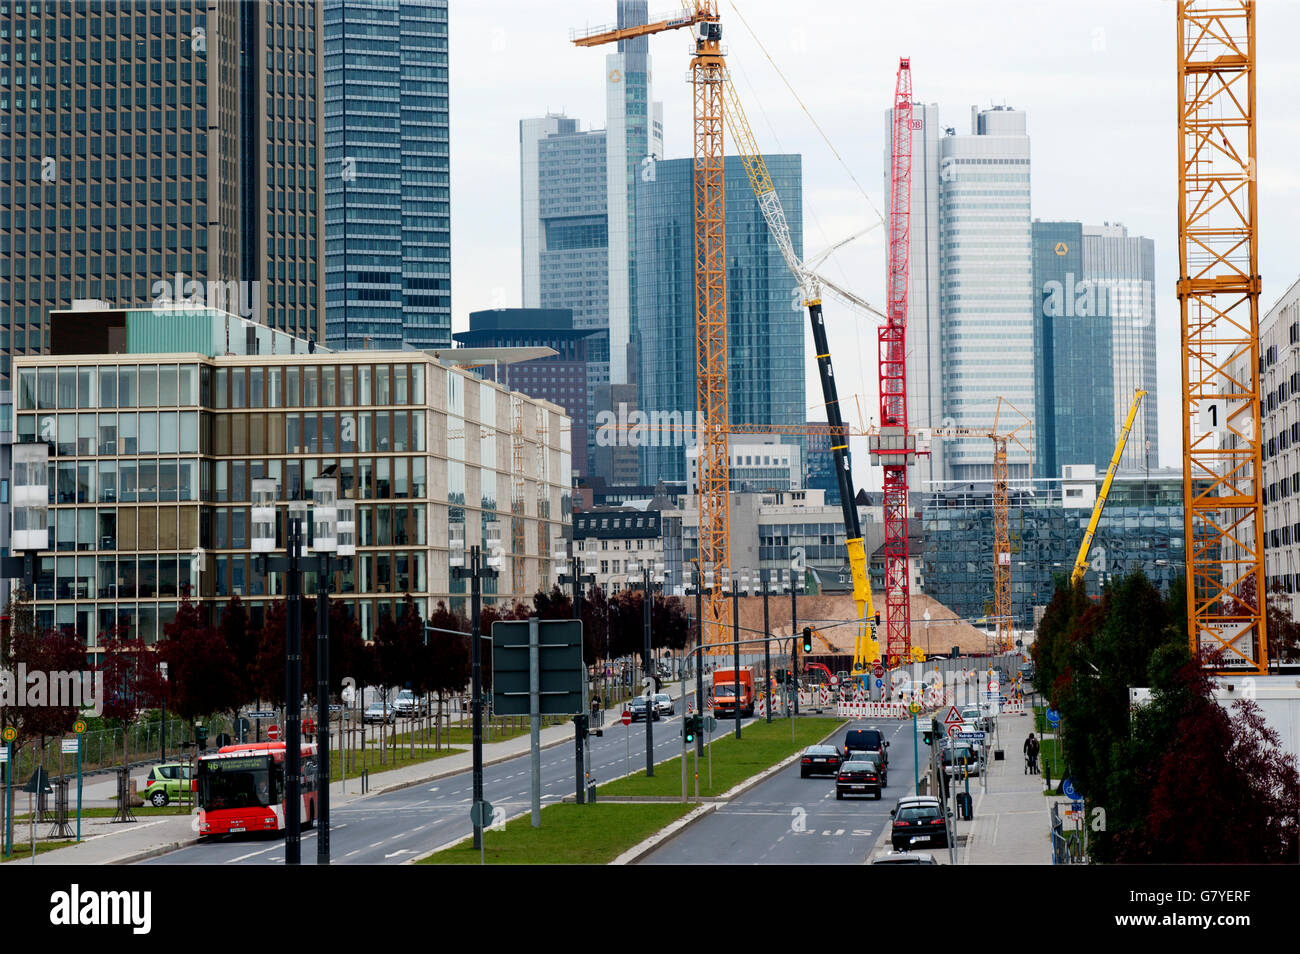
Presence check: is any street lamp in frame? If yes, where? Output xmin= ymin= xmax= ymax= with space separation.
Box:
xmin=722 ymin=569 xmax=750 ymax=740
xmin=628 ymin=558 xmax=664 ymax=776
xmin=451 ymin=519 xmax=499 ymax=850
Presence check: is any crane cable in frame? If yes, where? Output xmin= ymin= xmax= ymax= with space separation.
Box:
xmin=726 ymin=0 xmax=887 ymax=230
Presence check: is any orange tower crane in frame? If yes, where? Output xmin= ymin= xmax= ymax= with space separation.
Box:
xmin=1176 ymin=1 xmax=1267 ymax=672
xmin=572 ymin=3 xmax=733 ymax=649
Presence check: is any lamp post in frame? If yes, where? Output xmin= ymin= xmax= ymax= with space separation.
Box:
xmin=628 ymin=559 xmax=664 ymax=776
xmin=684 ymin=563 xmax=711 ymax=757
xmin=758 ymin=569 xmax=776 ymax=723
xmin=450 ymin=521 xmax=500 ymax=850
xmin=785 ymin=565 xmax=804 ymax=715
xmin=722 ymin=569 xmax=749 ymax=740
xmin=555 ymin=538 xmax=596 ymax=803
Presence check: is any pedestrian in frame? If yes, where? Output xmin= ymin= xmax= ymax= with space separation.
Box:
xmin=590 ymin=694 xmax=601 ymax=726
xmin=1024 ymin=731 xmax=1038 ymax=775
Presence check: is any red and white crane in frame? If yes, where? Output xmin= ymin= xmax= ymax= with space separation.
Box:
xmin=869 ymin=58 xmax=917 ymax=666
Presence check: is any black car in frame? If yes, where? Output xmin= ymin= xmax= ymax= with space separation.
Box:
xmin=627 ymin=696 xmax=659 ymax=723
xmin=842 ymin=727 xmax=889 ymax=772
xmin=836 ymin=757 xmax=884 ymax=800
xmin=890 ymin=797 xmax=949 ymax=850
xmin=798 ymin=744 xmax=842 ymax=778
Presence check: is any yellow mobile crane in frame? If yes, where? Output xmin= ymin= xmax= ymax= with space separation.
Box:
xmin=1071 ymin=389 xmax=1148 ymax=586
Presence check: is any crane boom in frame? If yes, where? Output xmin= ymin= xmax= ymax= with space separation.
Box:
xmin=1071 ymin=389 xmax=1147 ymax=586
xmin=719 ymin=42 xmax=879 ymax=668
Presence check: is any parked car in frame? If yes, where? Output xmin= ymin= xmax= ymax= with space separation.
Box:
xmin=653 ymin=693 xmax=674 ymax=717
xmin=960 ymin=706 xmax=993 ymax=733
xmin=871 ymin=851 xmax=938 ymax=865
xmin=393 ymin=690 xmax=430 ymax=717
xmin=836 ymin=757 xmax=885 ymax=800
xmin=143 ymin=763 xmax=194 ymax=807
xmin=890 ymin=796 xmax=948 ymax=851
xmin=798 ymin=744 xmax=843 ymax=778
xmin=842 ymin=727 xmax=889 ymax=772
xmin=364 ymin=701 xmax=396 ymax=725
xmin=941 ymin=742 xmax=982 ymax=777
xmin=628 ymin=696 xmax=658 ymax=723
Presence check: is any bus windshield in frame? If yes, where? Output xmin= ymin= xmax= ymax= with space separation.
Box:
xmin=199 ymin=755 xmax=277 ymax=811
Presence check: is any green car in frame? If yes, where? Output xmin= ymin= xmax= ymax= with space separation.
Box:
xmin=143 ymin=763 xmax=195 ymax=807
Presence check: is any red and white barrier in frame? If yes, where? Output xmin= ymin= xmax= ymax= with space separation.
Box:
xmin=836 ymin=701 xmax=909 ymax=720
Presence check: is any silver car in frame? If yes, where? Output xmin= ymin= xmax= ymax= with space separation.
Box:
xmin=653 ymin=692 xmax=674 ymax=717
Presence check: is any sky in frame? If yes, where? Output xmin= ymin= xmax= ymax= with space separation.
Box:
xmin=446 ymin=0 xmax=1300 ymax=488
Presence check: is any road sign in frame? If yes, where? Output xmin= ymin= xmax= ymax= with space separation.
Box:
xmin=267 ymin=724 xmax=281 ymax=741
xmin=1046 ymin=708 xmax=1061 ymax=726
xmin=0 ymin=749 xmax=7 ymax=763
xmin=942 ymin=705 xmax=964 ymax=726
xmin=1062 ymin=777 xmax=1078 ymax=800
xmin=470 ymin=800 xmax=495 ymax=828
xmin=621 ymin=710 xmax=632 ymax=727
xmin=872 ymin=664 xmax=885 ymax=679
xmin=328 ymin=704 xmax=343 ymax=713
xmin=1 ymin=727 xmax=15 ymax=743
xmin=947 ymin=724 xmax=961 ymax=739
xmin=704 ymin=716 xmax=717 ymax=732
xmin=888 ymin=654 xmax=900 ymax=668
xmin=909 ymin=702 xmax=922 ymax=715
xmin=23 ymin=768 xmax=51 ymax=794
xmin=61 ymin=738 xmax=80 ymax=754
xmin=248 ymin=710 xmax=275 ymax=719
xmin=73 ymin=720 xmax=87 ymax=734
xmin=957 ymin=731 xmax=986 ymax=742
xmin=987 ymin=680 xmax=997 ymax=691
xmin=875 ymin=678 xmax=883 ymax=689
xmin=492 ymin=618 xmax=584 ymax=716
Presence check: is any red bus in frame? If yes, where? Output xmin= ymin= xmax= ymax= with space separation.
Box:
xmin=196 ymin=741 xmax=319 ymax=838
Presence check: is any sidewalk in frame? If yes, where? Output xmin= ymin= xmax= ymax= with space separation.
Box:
xmin=18 ymin=686 xmax=683 ymax=865
xmin=961 ymin=711 xmax=1058 ymax=865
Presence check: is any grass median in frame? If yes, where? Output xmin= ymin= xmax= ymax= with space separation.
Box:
xmin=599 ymin=716 xmax=845 ymax=798
xmin=420 ymin=802 xmax=695 ymax=865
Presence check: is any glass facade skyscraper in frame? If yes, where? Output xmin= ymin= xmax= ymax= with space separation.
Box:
xmin=635 ymin=155 xmax=805 ymax=485
xmin=324 ymin=0 xmax=451 ymax=352
xmin=0 ymin=0 xmax=325 ymax=389
xmin=1033 ymin=220 xmax=1157 ymax=478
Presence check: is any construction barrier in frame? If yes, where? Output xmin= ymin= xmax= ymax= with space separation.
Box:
xmin=998 ymin=701 xmax=1026 ymax=716
xmin=835 ymin=701 xmax=910 ymax=720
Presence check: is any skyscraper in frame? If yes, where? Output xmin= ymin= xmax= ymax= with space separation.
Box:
xmin=938 ymin=107 xmax=1034 ymax=482
xmin=0 ymin=0 xmax=326 ymax=390
xmin=1033 ymin=221 xmax=1157 ymax=478
xmin=324 ymin=0 xmax=450 ymax=351
xmin=635 ymin=155 xmax=806 ymax=486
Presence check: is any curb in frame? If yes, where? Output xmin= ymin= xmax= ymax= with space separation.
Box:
xmin=109 ymin=837 xmax=202 ymax=866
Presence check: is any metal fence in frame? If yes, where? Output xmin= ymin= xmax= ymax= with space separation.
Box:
xmin=3 ymin=718 xmax=211 ymax=781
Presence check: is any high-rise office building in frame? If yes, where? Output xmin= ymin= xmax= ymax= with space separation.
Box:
xmin=635 ymin=155 xmax=806 ymax=486
xmin=1033 ymin=221 xmax=1157 ymax=478
xmin=938 ymin=107 xmax=1034 ymax=482
xmin=0 ymin=0 xmax=326 ymax=389
xmin=324 ymin=0 xmax=451 ymax=352
xmin=520 ymin=2 xmax=663 ymax=485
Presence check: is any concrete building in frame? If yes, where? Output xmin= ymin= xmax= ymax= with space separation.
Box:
xmin=0 ymin=0 xmax=326 ymax=389
xmin=13 ymin=308 xmax=572 ymax=648
xmin=1258 ymin=274 xmax=1300 ymax=612
xmin=686 ymin=436 xmax=802 ymax=494
xmin=572 ymin=506 xmax=667 ymax=595
xmin=454 ymin=308 xmax=592 ymax=480
xmin=1033 ymin=221 xmax=1157 ymax=478
xmin=324 ymin=0 xmax=451 ymax=351
xmin=635 ymin=155 xmax=805 ymax=486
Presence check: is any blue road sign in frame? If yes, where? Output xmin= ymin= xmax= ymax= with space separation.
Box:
xmin=1071 ymin=800 xmax=1084 ymax=812
xmin=957 ymin=731 xmax=986 ymax=741
xmin=1046 ymin=708 xmax=1061 ymax=726
xmin=1062 ymin=777 xmax=1078 ymax=800
xmin=248 ymin=710 xmax=276 ymax=719
xmin=875 ymin=678 xmax=883 ymax=689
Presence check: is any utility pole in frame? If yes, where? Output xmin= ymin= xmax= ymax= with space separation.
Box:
xmin=760 ymin=568 xmax=773 ymax=723
xmin=452 ymin=531 xmax=499 ymax=850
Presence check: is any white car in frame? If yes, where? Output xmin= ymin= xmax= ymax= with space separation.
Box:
xmin=652 ymin=692 xmax=674 ymax=717
xmin=392 ymin=690 xmax=430 ymax=717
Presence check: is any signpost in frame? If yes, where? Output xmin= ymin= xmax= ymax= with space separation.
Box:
xmin=267 ymin=724 xmax=281 ymax=742
xmin=622 ymin=710 xmax=632 ymax=778
xmin=2 ymin=725 xmax=15 ymax=858
xmin=492 ymin=617 xmax=584 ymax=829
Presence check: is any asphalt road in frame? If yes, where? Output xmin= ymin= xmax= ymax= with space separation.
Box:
xmin=143 ymin=688 xmax=755 ymax=865
xmin=638 ymin=719 xmax=921 ymax=865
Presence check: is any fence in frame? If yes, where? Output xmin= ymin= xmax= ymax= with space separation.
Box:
xmin=2 ymin=718 xmax=207 ymax=782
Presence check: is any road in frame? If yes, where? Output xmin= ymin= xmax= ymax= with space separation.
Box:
xmin=143 ymin=688 xmax=751 ymax=865
xmin=638 ymin=718 xmax=920 ymax=865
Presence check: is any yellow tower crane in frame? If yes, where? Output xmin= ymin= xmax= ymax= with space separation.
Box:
xmin=1070 ymin=389 xmax=1148 ymax=587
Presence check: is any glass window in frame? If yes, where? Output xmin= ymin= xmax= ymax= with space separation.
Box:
xmin=59 ymin=368 xmax=78 ymax=408
xmin=286 ymin=366 xmax=300 ymax=406
xmin=58 ymin=414 xmax=77 ymax=457
xmin=340 ymin=366 xmax=355 ymax=404
xmin=358 ymin=366 xmax=371 ymax=406
xmin=411 ymin=364 xmax=424 ymax=405
xmin=394 ymin=364 xmax=408 ymax=404
xmin=39 ymin=369 xmax=57 ymax=410
xmin=179 ymin=364 xmax=197 ymax=405
xmin=118 ymin=366 xmax=136 ymax=407
xmin=78 ymin=367 xmax=97 ymax=409
xmin=159 ymin=411 xmax=179 ymax=454
xmin=18 ymin=369 xmax=37 ymax=411
xmin=120 ymin=461 xmax=138 ymax=503
xmin=179 ymin=461 xmax=197 ymax=501
xmin=268 ymin=367 xmax=283 ymax=408
xmin=158 ymin=364 xmax=178 ymax=405
xmin=98 ymin=461 xmax=117 ymax=502
xmin=303 ymin=366 xmax=318 ymax=406
xmin=214 ymin=368 xmax=228 ymax=409
xmin=321 ymin=365 xmax=336 ymax=406
xmin=179 ymin=411 xmax=198 ymax=454
xmin=138 ymin=461 xmax=158 ymax=501
xmin=139 ymin=411 xmax=158 ymax=454
xmin=374 ymin=365 xmax=391 ymax=405
xmin=139 ymin=365 xmax=157 ymax=406
xmin=231 ymin=368 xmax=246 ymax=408
xmin=159 ymin=460 xmax=178 ymax=502
xmin=249 ymin=367 xmax=264 ymax=407
xmin=99 ymin=366 xmax=117 ymax=408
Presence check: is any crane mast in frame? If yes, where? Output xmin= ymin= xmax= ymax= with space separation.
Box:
xmin=870 ymin=57 xmax=917 ymax=669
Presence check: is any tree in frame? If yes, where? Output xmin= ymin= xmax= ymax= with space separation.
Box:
xmin=425 ymin=601 xmax=470 ymax=751
xmin=0 ymin=592 xmax=83 ymax=749
xmin=159 ymin=596 xmax=241 ymax=733
xmin=580 ymin=584 xmax=610 ymax=668
xmin=97 ymin=633 xmax=167 ymax=768
xmin=532 ymin=585 xmax=573 ymax=620
xmin=219 ymin=595 xmax=256 ymax=703
xmin=328 ymin=601 xmax=374 ymax=698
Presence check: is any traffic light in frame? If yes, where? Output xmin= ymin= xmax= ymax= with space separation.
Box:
xmin=775 ymin=668 xmax=786 ymax=685
xmin=802 ymin=626 xmax=813 ymax=653
xmin=683 ymin=713 xmax=699 ymax=744
xmin=922 ymin=728 xmax=934 ymax=745
xmin=195 ymin=723 xmax=208 ymax=752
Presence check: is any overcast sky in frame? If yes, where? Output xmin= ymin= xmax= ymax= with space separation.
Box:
xmin=446 ymin=0 xmax=1300 ymax=487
